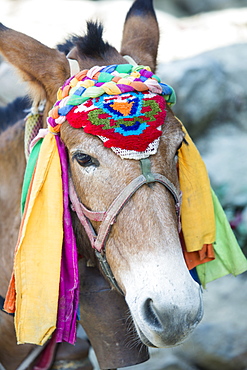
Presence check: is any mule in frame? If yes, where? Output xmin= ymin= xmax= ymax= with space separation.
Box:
xmin=0 ymin=0 xmax=203 ymax=369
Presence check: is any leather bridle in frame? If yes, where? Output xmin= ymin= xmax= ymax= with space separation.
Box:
xmin=69 ymin=158 xmax=182 ymax=295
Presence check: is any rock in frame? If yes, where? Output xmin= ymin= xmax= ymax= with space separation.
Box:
xmin=173 ymin=274 xmax=247 ymax=370
xmin=195 ymin=124 xmax=247 ymax=207
xmin=172 ymin=0 xmax=247 ymax=15
xmin=158 ymin=55 xmax=225 ymax=137
xmin=2 ymin=1 xmax=247 ymax=60
xmin=154 ymin=0 xmax=187 ymax=17
xmin=0 ymin=62 xmax=27 ymax=106
xmin=157 ymin=43 xmax=247 ymax=139
xmin=123 ymin=350 xmax=197 ymax=370
xmin=90 ymin=347 xmax=198 ymax=370
xmin=177 ymin=322 xmax=247 ymax=370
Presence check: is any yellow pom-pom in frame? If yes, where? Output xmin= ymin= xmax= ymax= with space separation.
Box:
xmin=118 ymin=78 xmax=131 ymax=85
xmin=131 ymin=71 xmax=140 ymax=78
xmin=57 ymin=88 xmax=63 ymax=101
xmin=102 ymin=82 xmax=122 ymax=95
xmin=79 ymin=80 xmax=95 ymax=88
xmin=70 ymin=78 xmax=79 ymax=88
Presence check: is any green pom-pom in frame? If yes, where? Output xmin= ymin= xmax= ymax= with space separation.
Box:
xmin=115 ymin=64 xmax=133 ymax=74
xmin=67 ymin=95 xmax=88 ymax=106
xmin=98 ymin=72 xmax=114 ymax=83
xmin=152 ymin=74 xmax=161 ymax=83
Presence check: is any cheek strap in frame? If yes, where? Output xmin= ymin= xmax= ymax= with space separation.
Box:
xmin=69 ymin=159 xmax=181 ymax=294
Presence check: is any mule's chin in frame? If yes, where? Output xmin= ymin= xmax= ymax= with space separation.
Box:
xmin=136 ymin=327 xmax=158 ymax=348
xmin=135 ymin=316 xmax=201 ymax=348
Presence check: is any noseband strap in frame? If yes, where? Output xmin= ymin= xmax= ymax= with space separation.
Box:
xmin=69 ymin=170 xmax=181 ymax=294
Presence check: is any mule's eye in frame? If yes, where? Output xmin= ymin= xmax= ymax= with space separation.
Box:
xmin=73 ymin=152 xmax=99 ymax=167
xmin=175 ymin=138 xmax=187 ymax=158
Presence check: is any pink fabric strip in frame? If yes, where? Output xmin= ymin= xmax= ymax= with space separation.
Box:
xmin=29 ymin=128 xmax=49 ymax=152
xmin=54 ymin=135 xmax=79 ymax=344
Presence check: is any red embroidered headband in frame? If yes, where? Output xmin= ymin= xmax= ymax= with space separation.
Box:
xmin=47 ymin=64 xmax=176 ymax=159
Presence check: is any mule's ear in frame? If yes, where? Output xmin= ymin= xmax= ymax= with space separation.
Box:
xmin=120 ymin=0 xmax=159 ymax=72
xmin=0 ymin=23 xmax=70 ymax=107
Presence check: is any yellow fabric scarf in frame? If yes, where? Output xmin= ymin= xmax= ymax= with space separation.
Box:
xmin=178 ymin=121 xmax=216 ymax=252
xmin=14 ymin=133 xmax=63 ymax=345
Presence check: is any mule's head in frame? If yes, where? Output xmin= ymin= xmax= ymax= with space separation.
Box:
xmin=0 ymin=0 xmax=203 ymax=348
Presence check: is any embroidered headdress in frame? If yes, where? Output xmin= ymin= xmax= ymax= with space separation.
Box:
xmin=48 ymin=64 xmax=175 ymax=159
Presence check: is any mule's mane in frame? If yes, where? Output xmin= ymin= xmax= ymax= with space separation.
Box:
xmin=75 ymin=21 xmax=114 ymax=59
xmin=56 ymin=38 xmax=76 ymax=56
xmin=57 ymin=21 xmax=114 ymax=59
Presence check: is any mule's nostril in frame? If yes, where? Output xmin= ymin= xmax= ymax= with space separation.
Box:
xmin=143 ymin=298 xmax=163 ymax=331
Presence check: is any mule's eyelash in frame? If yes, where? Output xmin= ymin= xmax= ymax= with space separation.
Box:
xmin=72 ymin=152 xmax=100 ymax=167
xmin=177 ymin=137 xmax=188 ymax=152
xmin=176 ymin=138 xmax=186 ymax=153
xmin=183 ymin=137 xmax=189 ymax=145
xmin=175 ymin=138 xmax=187 ymax=161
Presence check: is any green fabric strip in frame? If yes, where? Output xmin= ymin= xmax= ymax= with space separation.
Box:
xmin=21 ymin=139 xmax=43 ymax=214
xmin=165 ymin=84 xmax=176 ymax=106
xmin=196 ymin=189 xmax=247 ymax=287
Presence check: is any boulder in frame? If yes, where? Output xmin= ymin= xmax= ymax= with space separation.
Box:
xmin=157 ymin=43 xmax=247 ymax=139
xmin=195 ymin=124 xmax=247 ymax=206
xmin=173 ymin=273 xmax=247 ymax=370
xmin=172 ymin=0 xmax=247 ymax=15
xmin=0 ymin=62 xmax=27 ymax=106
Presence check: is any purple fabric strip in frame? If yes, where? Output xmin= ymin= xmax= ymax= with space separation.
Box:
xmin=54 ymin=135 xmax=79 ymax=344
xmin=139 ymin=69 xmax=153 ymax=78
xmin=62 ymin=76 xmax=74 ymax=89
xmin=117 ymin=84 xmax=135 ymax=93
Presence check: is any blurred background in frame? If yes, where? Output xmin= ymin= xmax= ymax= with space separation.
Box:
xmin=1 ymin=0 xmax=247 ymax=369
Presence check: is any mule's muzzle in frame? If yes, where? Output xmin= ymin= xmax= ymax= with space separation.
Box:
xmin=129 ymin=285 xmax=203 ymax=348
